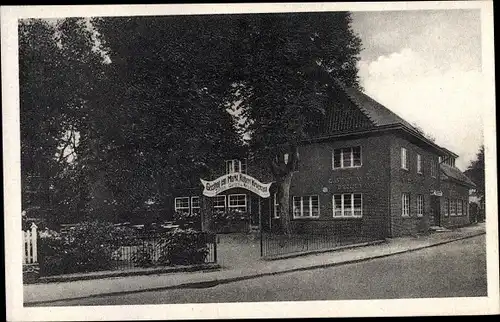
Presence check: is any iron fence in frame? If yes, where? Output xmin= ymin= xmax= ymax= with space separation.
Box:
xmin=38 ymin=230 xmax=217 ymax=276
xmin=261 ymin=223 xmax=385 ymax=258
xmin=109 ymin=231 xmax=217 ymax=270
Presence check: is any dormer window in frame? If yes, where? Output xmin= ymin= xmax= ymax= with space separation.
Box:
xmin=444 ymin=157 xmax=456 ymax=167
xmin=226 ymin=159 xmax=247 ymax=174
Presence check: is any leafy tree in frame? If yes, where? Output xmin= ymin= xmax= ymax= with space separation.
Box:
xmin=465 ymin=145 xmax=485 ymax=200
xmin=89 ymin=16 xmax=245 ymax=221
xmin=19 ymin=18 xmax=105 ymax=224
xmin=227 ymin=12 xmax=363 ymax=234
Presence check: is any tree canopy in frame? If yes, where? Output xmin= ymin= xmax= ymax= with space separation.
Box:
xmin=20 ymin=12 xmax=363 ymax=229
xmin=465 ymin=145 xmax=485 ymax=198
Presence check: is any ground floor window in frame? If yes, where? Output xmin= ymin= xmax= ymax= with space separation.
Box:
xmin=457 ymin=199 xmax=463 ymax=216
xmin=293 ymin=195 xmax=320 ymax=218
xmin=213 ymin=195 xmax=226 ymax=211
xmin=333 ymin=193 xmax=362 ymax=218
xmin=402 ymin=193 xmax=410 ymax=217
xmin=191 ymin=196 xmax=201 ymax=214
xmin=175 ymin=196 xmax=201 ymax=214
xmin=416 ymin=195 xmax=424 ymax=217
xmin=450 ymin=199 xmax=457 ymax=216
xmin=228 ymin=194 xmax=247 ymax=212
xmin=174 ymin=197 xmax=190 ymax=213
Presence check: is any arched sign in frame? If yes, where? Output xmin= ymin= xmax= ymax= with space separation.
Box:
xmin=200 ymin=173 xmax=273 ymax=198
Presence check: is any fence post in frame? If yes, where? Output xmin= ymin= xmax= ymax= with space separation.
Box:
xmin=22 ymin=230 xmax=26 ymax=264
xmin=31 ymin=223 xmax=38 ymax=263
xmin=26 ymin=230 xmax=32 ymax=263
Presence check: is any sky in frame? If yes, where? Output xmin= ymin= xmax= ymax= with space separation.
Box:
xmin=46 ymin=10 xmax=484 ymax=171
xmin=351 ymin=9 xmax=483 ymax=170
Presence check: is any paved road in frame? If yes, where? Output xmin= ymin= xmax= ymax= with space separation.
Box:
xmin=39 ymin=235 xmax=487 ymax=306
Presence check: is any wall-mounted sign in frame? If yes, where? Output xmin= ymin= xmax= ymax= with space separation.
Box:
xmin=431 ymin=190 xmax=443 ymax=196
xmin=200 ymin=173 xmax=273 ymax=198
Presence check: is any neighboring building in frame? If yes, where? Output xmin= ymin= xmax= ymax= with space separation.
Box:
xmin=169 ymin=79 xmax=476 ymax=238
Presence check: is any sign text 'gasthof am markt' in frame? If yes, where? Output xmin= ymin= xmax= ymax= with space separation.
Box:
xmin=200 ymin=173 xmax=273 ymax=198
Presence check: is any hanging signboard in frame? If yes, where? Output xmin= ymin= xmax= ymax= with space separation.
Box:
xmin=430 ymin=190 xmax=443 ymax=196
xmin=200 ymin=173 xmax=273 ymax=198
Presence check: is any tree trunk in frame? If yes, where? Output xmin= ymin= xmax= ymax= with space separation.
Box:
xmin=277 ymin=171 xmax=294 ymax=236
xmin=270 ymin=145 xmax=298 ymax=237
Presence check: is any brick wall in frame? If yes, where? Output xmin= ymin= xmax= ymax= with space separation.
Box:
xmin=389 ymin=135 xmax=441 ymax=237
xmin=440 ymin=181 xmax=471 ymax=228
xmin=287 ymin=133 xmax=392 ymax=239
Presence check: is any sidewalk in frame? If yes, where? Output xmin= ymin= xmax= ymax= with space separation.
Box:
xmin=24 ymin=223 xmax=485 ymax=305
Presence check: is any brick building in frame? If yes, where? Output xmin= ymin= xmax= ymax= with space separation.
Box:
xmin=170 ymin=81 xmax=475 ymax=238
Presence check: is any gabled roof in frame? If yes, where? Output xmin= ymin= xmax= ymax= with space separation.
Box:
xmin=342 ymin=87 xmax=416 ymax=130
xmin=440 ymin=163 xmax=476 ymax=188
xmin=319 ymin=78 xmax=458 ymax=157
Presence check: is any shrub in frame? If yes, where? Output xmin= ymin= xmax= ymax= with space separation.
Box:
xmin=129 ymin=228 xmax=209 ymax=267
xmin=173 ymin=211 xmax=201 ymax=230
xmin=38 ymin=220 xmax=134 ymax=276
xmin=158 ymin=228 xmax=209 ymax=265
xmin=131 ymin=243 xmax=155 ymax=268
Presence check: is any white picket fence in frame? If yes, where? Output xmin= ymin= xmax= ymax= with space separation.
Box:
xmin=23 ymin=223 xmax=38 ymax=264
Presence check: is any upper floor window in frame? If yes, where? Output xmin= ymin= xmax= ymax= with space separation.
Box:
xmin=417 ymin=154 xmax=422 ymax=174
xmin=228 ymin=194 xmax=247 ymax=213
xmin=226 ymin=159 xmax=247 ymax=174
xmin=401 ymin=147 xmax=408 ymax=170
xmin=430 ymin=159 xmax=437 ymax=178
xmin=333 ymin=146 xmax=361 ymax=169
xmin=293 ymin=195 xmax=320 ymax=218
xmin=333 ymin=193 xmax=363 ymax=218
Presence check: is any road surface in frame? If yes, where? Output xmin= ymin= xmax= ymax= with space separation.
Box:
xmin=38 ymin=235 xmax=487 ymax=306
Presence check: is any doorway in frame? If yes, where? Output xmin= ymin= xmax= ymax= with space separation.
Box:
xmin=431 ymin=196 xmax=441 ymax=226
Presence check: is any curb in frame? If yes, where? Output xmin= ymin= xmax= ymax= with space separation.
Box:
xmin=26 ymin=232 xmax=485 ymax=306
xmin=33 ymin=263 xmax=221 ymax=284
xmin=263 ymin=239 xmax=387 ymax=261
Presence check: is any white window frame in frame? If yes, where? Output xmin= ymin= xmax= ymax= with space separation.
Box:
xmin=213 ymin=195 xmax=226 ymax=211
xmin=417 ymin=154 xmax=422 ymax=174
xmin=457 ymin=199 xmax=463 ymax=216
xmin=333 ymin=193 xmax=363 ymax=218
xmin=228 ymin=194 xmax=247 ymax=212
xmin=174 ymin=197 xmax=190 ymax=213
xmin=191 ymin=196 xmax=200 ymax=214
xmin=416 ymin=195 xmax=424 ymax=217
xmin=401 ymin=147 xmax=408 ymax=170
xmin=332 ymin=146 xmax=362 ymax=169
xmin=292 ymin=195 xmax=320 ymax=219
xmin=273 ymin=193 xmax=279 ymax=218
xmin=225 ymin=159 xmax=247 ymax=174
xmin=402 ymin=193 xmax=410 ymax=217
xmin=450 ymin=199 xmax=457 ymax=216
xmin=431 ymin=159 xmax=437 ymax=178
